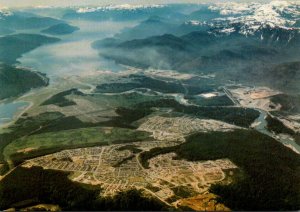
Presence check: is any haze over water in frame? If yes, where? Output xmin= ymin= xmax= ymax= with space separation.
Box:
xmin=0 ymin=20 xmax=137 ymax=127
xmin=18 ymin=20 xmax=136 ymax=80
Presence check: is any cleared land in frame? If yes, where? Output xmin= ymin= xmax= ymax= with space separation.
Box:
xmin=1 ymin=69 xmax=299 ymax=211
xmin=228 ymin=86 xmax=281 ymax=111
xmin=4 ymin=127 xmax=150 ymax=162
xmin=138 ymin=115 xmax=240 ymax=141
xmin=23 ymin=144 xmax=237 ymax=209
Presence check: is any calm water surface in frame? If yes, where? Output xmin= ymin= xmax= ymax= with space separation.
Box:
xmin=0 ymin=101 xmax=29 ymax=126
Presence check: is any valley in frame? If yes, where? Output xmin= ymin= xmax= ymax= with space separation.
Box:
xmin=0 ymin=1 xmax=299 ymax=211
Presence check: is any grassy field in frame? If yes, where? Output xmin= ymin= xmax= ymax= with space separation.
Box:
xmin=83 ymin=92 xmax=164 ymax=108
xmin=4 ymin=127 xmax=150 ymax=162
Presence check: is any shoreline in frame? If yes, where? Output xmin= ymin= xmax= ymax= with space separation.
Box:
xmin=0 ymin=101 xmax=34 ymax=130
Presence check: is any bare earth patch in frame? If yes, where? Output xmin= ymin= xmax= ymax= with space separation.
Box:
xmin=17 ymin=147 xmax=38 ymax=154
xmin=138 ymin=115 xmax=241 ymax=141
xmin=23 ymin=144 xmax=238 ymax=210
xmin=229 ymin=86 xmax=281 ymax=111
xmin=177 ymin=193 xmax=230 ymax=211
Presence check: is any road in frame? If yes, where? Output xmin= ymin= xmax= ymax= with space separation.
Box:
xmin=222 ymin=87 xmax=240 ymax=106
xmin=222 ymin=86 xmax=300 ymax=154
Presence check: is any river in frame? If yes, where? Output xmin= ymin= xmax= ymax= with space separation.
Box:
xmin=3 ymin=18 xmax=300 ymax=156
xmin=253 ymin=109 xmax=300 ymax=154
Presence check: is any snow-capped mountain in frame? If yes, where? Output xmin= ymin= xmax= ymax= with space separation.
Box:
xmin=0 ymin=7 xmax=12 ymax=19
xmin=184 ymin=20 xmax=207 ymax=26
xmin=76 ymin=4 xmax=164 ymax=13
xmin=208 ymin=1 xmax=300 ymax=36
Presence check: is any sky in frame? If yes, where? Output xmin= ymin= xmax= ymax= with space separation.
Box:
xmin=0 ymin=0 xmax=275 ymax=8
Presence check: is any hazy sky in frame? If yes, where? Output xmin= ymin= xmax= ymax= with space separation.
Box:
xmin=0 ymin=0 xmax=273 ymax=8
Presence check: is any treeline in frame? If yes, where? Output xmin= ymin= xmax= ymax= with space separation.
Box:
xmin=96 ymin=74 xmax=186 ymax=94
xmin=186 ymin=95 xmax=234 ymax=107
xmin=139 ymin=146 xmax=177 ymax=168
xmin=266 ymin=115 xmax=295 ymax=135
xmin=95 ymin=72 xmax=221 ymax=96
xmin=116 ymin=97 xmax=259 ymax=128
xmin=0 ymin=166 xmax=169 ymax=211
xmin=0 ymin=110 xmax=151 ymax=171
xmin=134 ymin=99 xmax=259 ymax=128
xmin=0 ymin=112 xmax=96 ymax=164
xmin=40 ymin=88 xmax=85 ymax=107
xmin=138 ymin=129 xmax=300 ymax=210
xmin=271 ymin=94 xmax=300 ymax=114
xmin=0 ymin=64 xmax=48 ymax=100
xmin=0 ymin=89 xmax=259 ymax=170
xmin=176 ymin=130 xmax=300 ymax=210
xmin=0 ymin=33 xmax=60 ymax=64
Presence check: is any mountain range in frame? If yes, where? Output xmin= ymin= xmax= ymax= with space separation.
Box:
xmin=92 ymin=1 xmax=300 ymax=94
